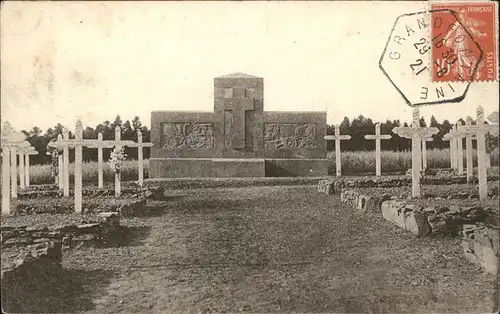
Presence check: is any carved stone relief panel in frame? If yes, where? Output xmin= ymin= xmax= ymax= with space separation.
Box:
xmin=161 ymin=122 xmax=214 ymax=148
xmin=264 ymin=123 xmax=316 ymax=149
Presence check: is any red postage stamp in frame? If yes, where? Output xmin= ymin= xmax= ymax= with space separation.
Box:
xmin=430 ymin=1 xmax=498 ymax=82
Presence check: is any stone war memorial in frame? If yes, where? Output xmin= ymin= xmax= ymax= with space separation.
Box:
xmin=150 ymin=73 xmax=328 ymax=178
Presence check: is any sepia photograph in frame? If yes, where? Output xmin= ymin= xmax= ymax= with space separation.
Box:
xmin=1 ymin=1 xmax=499 ymax=313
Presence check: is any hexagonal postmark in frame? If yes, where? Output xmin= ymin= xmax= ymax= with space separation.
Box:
xmin=379 ymin=10 xmax=483 ymax=107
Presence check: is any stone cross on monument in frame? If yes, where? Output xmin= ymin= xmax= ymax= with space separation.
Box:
xmin=1 ymin=121 xmax=27 ymax=215
xmin=364 ymin=123 xmax=391 ymax=177
xmin=458 ymin=106 xmax=499 ymax=200
xmin=392 ymin=109 xmax=439 ymax=197
xmin=222 ymin=87 xmax=255 ymax=149
xmin=324 ymin=125 xmax=351 ymax=176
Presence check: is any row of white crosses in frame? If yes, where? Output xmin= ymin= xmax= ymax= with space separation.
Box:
xmin=1 ymin=122 xmax=39 ymax=215
xmin=324 ymin=123 xmax=396 ymax=177
xmin=47 ymin=119 xmax=153 ymax=213
xmin=324 ymin=119 xmax=434 ymax=178
xmin=391 ymin=106 xmax=498 ymax=200
xmin=455 ymin=107 xmax=498 ymax=201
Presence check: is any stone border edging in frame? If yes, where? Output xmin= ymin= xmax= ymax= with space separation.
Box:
xmin=332 ymin=186 xmax=499 ymax=275
xmin=17 ymin=186 xmax=165 ymax=200
xmin=1 ymin=212 xmax=121 ymax=249
xmin=318 ymin=175 xmax=499 ymax=194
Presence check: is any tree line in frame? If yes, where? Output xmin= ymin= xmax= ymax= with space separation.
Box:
xmin=21 ymin=115 xmax=151 ymax=165
xmin=326 ymin=115 xmax=498 ymax=153
xmin=17 ymin=114 xmax=498 ymax=165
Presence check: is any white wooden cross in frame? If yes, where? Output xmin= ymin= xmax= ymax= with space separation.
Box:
xmin=485 ymin=110 xmax=499 ymax=168
xmin=392 ymin=109 xmax=439 ymax=197
xmin=86 ymin=131 xmax=135 ymax=189
xmin=364 ymin=123 xmax=391 ymax=177
xmin=456 ymin=117 xmax=477 ymax=182
xmin=442 ymin=132 xmax=454 ymax=169
xmin=62 ymin=128 xmax=70 ymax=196
xmin=74 ymin=120 xmax=84 ymax=213
xmin=1 ymin=121 xmax=27 ymax=215
xmin=458 ymin=106 xmax=499 ymax=200
xmin=447 ymin=125 xmax=460 ymax=171
xmin=455 ymin=122 xmax=465 ymax=175
xmin=421 ymin=136 xmax=433 ymax=171
xmin=47 ymin=120 xmax=94 ymax=212
xmin=324 ymin=125 xmax=351 ymax=176
xmin=86 ymin=128 xmax=152 ymax=188
xmin=16 ymin=142 xmax=38 ymax=189
xmin=124 ymin=129 xmax=153 ymax=187
xmin=56 ymin=139 xmax=64 ymax=190
xmin=23 ymin=147 xmax=38 ymax=187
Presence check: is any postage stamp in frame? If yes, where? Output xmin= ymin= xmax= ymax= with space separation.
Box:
xmin=379 ymin=10 xmax=479 ymax=107
xmin=430 ymin=1 xmax=498 ymax=82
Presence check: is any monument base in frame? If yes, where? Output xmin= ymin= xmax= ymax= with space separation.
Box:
xmin=149 ymin=158 xmax=328 ymax=178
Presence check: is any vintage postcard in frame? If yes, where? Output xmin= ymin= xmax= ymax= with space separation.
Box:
xmin=1 ymin=1 xmax=499 ymax=313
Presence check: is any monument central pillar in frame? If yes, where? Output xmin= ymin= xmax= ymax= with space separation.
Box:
xmin=150 ymin=72 xmax=328 ymax=178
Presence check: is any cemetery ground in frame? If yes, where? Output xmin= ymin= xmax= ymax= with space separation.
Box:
xmin=2 ymin=184 xmax=498 ymax=313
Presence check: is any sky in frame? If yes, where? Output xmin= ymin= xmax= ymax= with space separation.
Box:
xmin=1 ymin=1 xmax=498 ymax=133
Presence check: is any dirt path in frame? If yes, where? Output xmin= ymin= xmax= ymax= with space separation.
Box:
xmin=60 ymin=185 xmax=497 ymax=313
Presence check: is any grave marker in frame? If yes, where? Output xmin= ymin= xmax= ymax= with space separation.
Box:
xmin=364 ymin=123 xmax=391 ymax=177
xmin=458 ymin=106 xmax=499 ymax=200
xmin=421 ymin=137 xmax=433 ymax=171
xmin=124 ymin=129 xmax=153 ymax=186
xmin=63 ymin=128 xmax=70 ymax=197
xmin=449 ymin=125 xmax=459 ymax=171
xmin=455 ymin=122 xmax=464 ymax=175
xmin=98 ymin=133 xmax=104 ymax=188
xmin=442 ymin=133 xmax=454 ymax=168
xmin=456 ymin=120 xmax=478 ymax=182
xmin=57 ymin=137 xmax=64 ymax=190
xmin=1 ymin=122 xmax=27 ymax=215
xmin=114 ymin=126 xmax=122 ymax=197
xmin=74 ymin=120 xmax=83 ymax=213
xmin=465 ymin=117 xmax=474 ymax=181
xmin=86 ymin=131 xmax=135 ymax=190
xmin=22 ymin=147 xmax=38 ymax=187
xmin=16 ymin=142 xmax=37 ymax=189
xmin=17 ymin=144 xmax=27 ymax=189
xmin=392 ymin=109 xmax=439 ymax=197
xmin=324 ymin=125 xmax=351 ymax=176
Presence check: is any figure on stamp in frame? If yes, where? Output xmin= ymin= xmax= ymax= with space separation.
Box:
xmin=444 ymin=9 xmax=487 ymax=79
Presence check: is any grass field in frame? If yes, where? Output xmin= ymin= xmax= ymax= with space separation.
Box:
xmin=331 ymin=148 xmax=499 ymax=175
xmin=23 ymin=148 xmax=500 ymax=184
